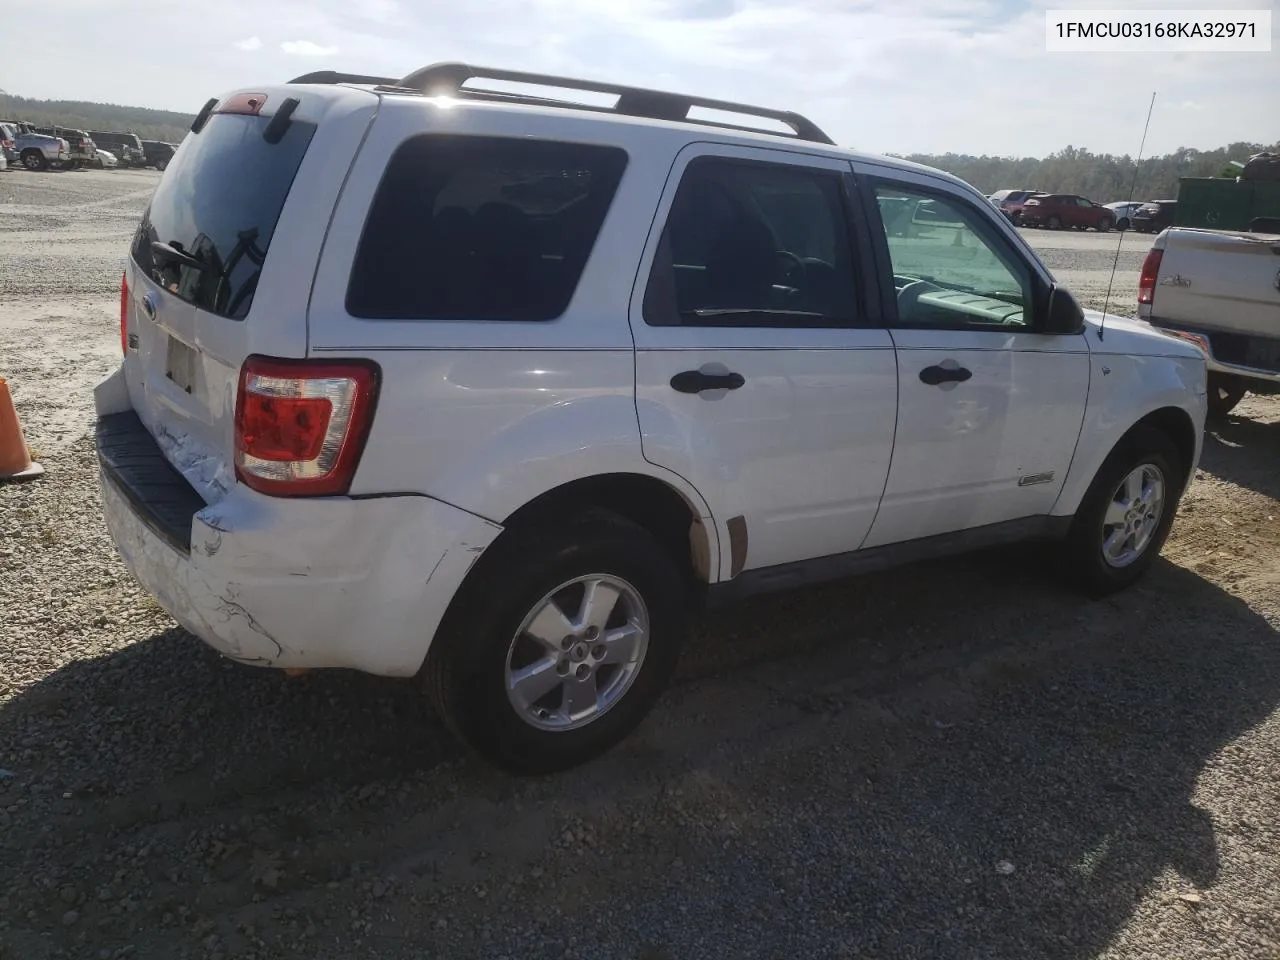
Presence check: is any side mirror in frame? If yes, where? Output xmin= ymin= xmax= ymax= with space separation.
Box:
xmin=1043 ymin=284 xmax=1086 ymax=335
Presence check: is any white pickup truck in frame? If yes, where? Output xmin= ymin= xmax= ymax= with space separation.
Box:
xmin=1139 ymin=226 xmax=1280 ymax=416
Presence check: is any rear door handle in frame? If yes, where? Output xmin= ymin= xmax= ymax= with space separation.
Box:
xmin=919 ymin=364 xmax=972 ymax=386
xmin=670 ymin=369 xmax=746 ymax=394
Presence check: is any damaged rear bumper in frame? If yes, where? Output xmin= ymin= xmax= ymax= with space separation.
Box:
xmin=96 ymin=412 xmax=501 ymax=677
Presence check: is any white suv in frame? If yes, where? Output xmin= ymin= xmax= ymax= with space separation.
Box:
xmin=95 ymin=63 xmax=1208 ymax=773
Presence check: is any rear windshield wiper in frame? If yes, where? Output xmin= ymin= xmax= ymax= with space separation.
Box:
xmin=150 ymin=241 xmax=212 ymax=272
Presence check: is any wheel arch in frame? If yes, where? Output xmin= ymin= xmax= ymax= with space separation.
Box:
xmin=498 ymin=472 xmax=718 ymax=591
xmin=1131 ymin=405 xmax=1197 ymax=490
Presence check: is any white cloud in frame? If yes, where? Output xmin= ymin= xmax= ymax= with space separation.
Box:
xmin=280 ymin=39 xmax=339 ymax=56
xmin=233 ymin=36 xmax=262 ymax=51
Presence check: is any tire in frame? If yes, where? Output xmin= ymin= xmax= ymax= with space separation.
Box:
xmin=21 ymin=149 xmax=47 ymax=172
xmin=1098 ymin=218 xmax=1112 ymax=233
xmin=1207 ymin=373 xmax=1248 ymax=418
xmin=1117 ymin=218 xmax=1130 ymax=231
xmin=155 ymin=158 xmax=168 ymax=172
xmin=424 ymin=511 xmax=687 ymax=774
xmin=1061 ymin=425 xmax=1182 ymax=596
xmin=1047 ymin=215 xmax=1062 ymax=230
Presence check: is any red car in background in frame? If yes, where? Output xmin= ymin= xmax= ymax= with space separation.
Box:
xmin=1020 ymin=194 xmax=1115 ymax=231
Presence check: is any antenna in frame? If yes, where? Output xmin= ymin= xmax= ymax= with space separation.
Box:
xmin=1099 ymin=91 xmax=1157 ymax=341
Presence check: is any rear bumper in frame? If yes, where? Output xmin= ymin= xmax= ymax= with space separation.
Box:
xmin=1143 ymin=319 xmax=1280 ymax=385
xmin=96 ymin=410 xmax=502 ymax=676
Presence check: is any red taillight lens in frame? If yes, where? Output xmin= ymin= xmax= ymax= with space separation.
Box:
xmin=119 ymin=272 xmax=129 ymax=354
xmin=1138 ymin=248 xmax=1163 ymax=306
xmin=234 ymin=356 xmax=380 ymax=497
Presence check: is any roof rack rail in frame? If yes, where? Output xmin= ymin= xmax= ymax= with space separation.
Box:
xmin=393 ymin=61 xmax=835 ymax=145
xmin=288 ymin=70 xmax=402 ymax=87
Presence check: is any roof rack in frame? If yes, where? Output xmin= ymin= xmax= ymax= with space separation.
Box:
xmin=288 ymin=70 xmax=403 ymax=87
xmin=290 ymin=61 xmax=834 ymax=145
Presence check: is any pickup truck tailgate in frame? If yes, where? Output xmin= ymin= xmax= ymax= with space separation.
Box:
xmin=1152 ymin=228 xmax=1280 ymax=338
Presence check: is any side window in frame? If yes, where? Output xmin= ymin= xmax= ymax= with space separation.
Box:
xmin=1076 ymin=197 xmax=1093 ymax=207
xmin=872 ymin=183 xmax=1033 ymax=330
xmin=347 ymin=136 xmax=628 ymax=321
xmin=643 ymin=156 xmax=858 ymax=328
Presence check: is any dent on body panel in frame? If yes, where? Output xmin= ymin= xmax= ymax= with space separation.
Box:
xmin=394 ymin=350 xmax=649 ymax=519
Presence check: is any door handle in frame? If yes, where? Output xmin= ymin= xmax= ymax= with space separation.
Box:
xmin=670 ymin=369 xmax=746 ymax=394
xmin=919 ymin=364 xmax=972 ymax=386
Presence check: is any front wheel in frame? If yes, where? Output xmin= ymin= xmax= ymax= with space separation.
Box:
xmin=1061 ymin=426 xmax=1182 ymax=595
xmin=1207 ymin=373 xmax=1248 ymax=418
xmin=424 ymin=512 xmax=687 ymax=774
xmin=1097 ymin=218 xmax=1112 ymax=233
xmin=1047 ymin=215 xmax=1062 ymax=230
xmin=1117 ymin=217 xmax=1130 ymax=231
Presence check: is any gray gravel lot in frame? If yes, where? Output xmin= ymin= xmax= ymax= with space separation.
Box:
xmin=2 ymin=167 xmax=1279 ymax=960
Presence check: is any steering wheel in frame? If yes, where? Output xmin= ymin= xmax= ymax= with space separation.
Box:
xmin=775 ymin=249 xmax=805 ymax=286
xmin=896 ymin=278 xmax=943 ymax=320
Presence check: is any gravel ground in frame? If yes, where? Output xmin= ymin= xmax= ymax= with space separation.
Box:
xmin=2 ymin=167 xmax=1279 ymax=960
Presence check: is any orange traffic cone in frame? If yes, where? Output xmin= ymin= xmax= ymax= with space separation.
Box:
xmin=0 ymin=377 xmax=44 ymax=482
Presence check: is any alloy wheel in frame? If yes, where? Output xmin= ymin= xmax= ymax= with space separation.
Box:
xmin=1101 ymin=464 xmax=1166 ymax=568
xmin=504 ymin=574 xmax=650 ymax=732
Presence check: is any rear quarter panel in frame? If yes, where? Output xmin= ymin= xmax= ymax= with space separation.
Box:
xmin=306 ymin=98 xmax=722 ymax=573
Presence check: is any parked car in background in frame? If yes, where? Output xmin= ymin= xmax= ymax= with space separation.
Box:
xmin=1132 ymin=200 xmax=1178 ymax=234
xmin=1139 ymin=225 xmax=1280 ymax=417
xmin=1104 ymin=201 xmax=1144 ymax=231
xmin=10 ymin=124 xmax=70 ymax=171
xmin=33 ymin=126 xmax=97 ymax=167
xmin=0 ymin=121 xmax=19 ymax=166
xmin=95 ymin=149 xmax=119 ymax=169
xmin=140 ymin=139 xmax=176 ymax=170
xmin=1020 ymin=194 xmax=1115 ymax=231
xmin=88 ymin=130 xmax=146 ymax=167
xmin=988 ymin=189 xmax=1043 ymax=223
xmin=96 ymin=63 xmax=1207 ymax=774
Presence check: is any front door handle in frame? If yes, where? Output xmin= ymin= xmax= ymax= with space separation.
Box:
xmin=670 ymin=369 xmax=746 ymax=394
xmin=919 ymin=364 xmax=972 ymax=386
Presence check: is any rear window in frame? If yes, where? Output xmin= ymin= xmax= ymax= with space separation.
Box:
xmin=130 ymin=113 xmax=316 ymax=320
xmin=346 ymin=135 xmax=628 ymax=321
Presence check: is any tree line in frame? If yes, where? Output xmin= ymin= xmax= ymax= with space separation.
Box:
xmin=2 ymin=89 xmax=1275 ymax=198
xmin=0 ymin=94 xmax=192 ymax=143
xmin=896 ymin=142 xmax=1280 ymax=203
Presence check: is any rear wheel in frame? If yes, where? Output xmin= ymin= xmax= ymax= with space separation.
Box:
xmin=424 ymin=512 xmax=687 ymax=774
xmin=155 ymin=158 xmax=168 ymax=172
xmin=1061 ymin=426 xmax=1181 ymax=595
xmin=21 ymin=149 xmax=47 ymax=172
xmin=1207 ymin=373 xmax=1248 ymax=418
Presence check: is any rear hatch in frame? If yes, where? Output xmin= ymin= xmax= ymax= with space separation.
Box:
xmin=1152 ymin=228 xmax=1280 ymax=339
xmin=122 ymin=86 xmax=379 ymax=503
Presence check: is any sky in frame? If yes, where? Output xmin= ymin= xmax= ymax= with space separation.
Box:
xmin=1 ymin=0 xmax=1276 ymax=158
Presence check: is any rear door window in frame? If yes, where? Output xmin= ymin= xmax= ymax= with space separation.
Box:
xmin=643 ymin=155 xmax=859 ymax=328
xmin=347 ymin=135 xmax=628 ymax=321
xmin=130 ymin=113 xmax=316 ymax=320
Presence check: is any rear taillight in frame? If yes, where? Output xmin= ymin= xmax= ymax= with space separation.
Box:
xmin=234 ymin=356 xmax=380 ymax=497
xmin=119 ymin=272 xmax=129 ymax=354
xmin=1138 ymin=248 xmax=1163 ymax=306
